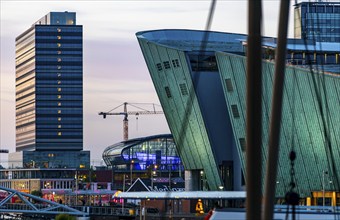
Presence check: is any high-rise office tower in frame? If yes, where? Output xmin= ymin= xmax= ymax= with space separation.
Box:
xmin=13 ymin=12 xmax=89 ymax=168
xmin=294 ymin=1 xmax=340 ymax=42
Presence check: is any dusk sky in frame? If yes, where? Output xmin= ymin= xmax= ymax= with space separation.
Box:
xmin=0 ymin=0 xmax=296 ymax=164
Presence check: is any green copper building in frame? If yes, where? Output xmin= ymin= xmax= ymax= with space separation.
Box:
xmin=136 ymin=29 xmax=340 ymax=200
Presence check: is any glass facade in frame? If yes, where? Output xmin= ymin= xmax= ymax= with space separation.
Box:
xmin=294 ymin=2 xmax=340 ymax=42
xmin=102 ymin=134 xmax=182 ymax=171
xmin=15 ymin=12 xmax=83 ymax=151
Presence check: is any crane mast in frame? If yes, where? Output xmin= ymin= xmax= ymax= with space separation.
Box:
xmin=99 ymin=102 xmax=164 ymax=141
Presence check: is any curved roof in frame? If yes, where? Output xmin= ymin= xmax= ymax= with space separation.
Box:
xmin=102 ymin=134 xmax=173 ymax=162
xmin=136 ymin=29 xmax=248 ymax=52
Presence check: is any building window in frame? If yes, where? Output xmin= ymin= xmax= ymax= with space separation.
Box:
xmin=172 ymin=59 xmax=180 ymax=67
xmin=57 ymin=58 xmax=62 ymax=62
xmin=58 ymin=102 xmax=61 ymax=106
xmin=57 ymin=95 xmax=61 ymax=99
xmin=231 ymin=104 xmax=240 ymax=118
xmin=179 ymin=83 xmax=188 ymax=96
xmin=57 ymin=73 xmax=61 ymax=77
xmin=225 ymin=78 xmax=234 ymax=92
xmin=58 ymin=132 xmax=62 ymax=136
xmin=58 ymin=88 xmax=61 ymax=92
xmin=58 ymin=81 xmax=61 ymax=84
xmin=57 ymin=28 xmax=61 ymax=32
xmin=57 ymin=36 xmax=62 ymax=40
xmin=57 ymin=66 xmax=61 ymax=70
xmin=165 ymin=86 xmax=172 ymax=98
xmin=48 ymin=153 xmax=55 ymax=157
xmin=58 ymin=125 xmax=62 ymax=128
xmin=156 ymin=63 xmax=163 ymax=71
xmin=58 ymin=110 xmax=61 ymax=114
xmin=57 ymin=43 xmax=61 ymax=47
xmin=57 ymin=51 xmax=62 ymax=55
xmin=58 ymin=117 xmax=61 ymax=121
xmin=239 ymin=138 xmax=246 ymax=152
xmin=163 ymin=61 xmax=171 ymax=69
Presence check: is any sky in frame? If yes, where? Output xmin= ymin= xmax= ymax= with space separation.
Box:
xmin=0 ymin=0 xmax=297 ymax=165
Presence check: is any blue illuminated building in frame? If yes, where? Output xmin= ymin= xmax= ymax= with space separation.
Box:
xmin=102 ymin=134 xmax=185 ymax=190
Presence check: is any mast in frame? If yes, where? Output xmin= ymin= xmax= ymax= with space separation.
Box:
xmin=263 ymin=1 xmax=290 ymax=219
xmin=246 ymin=1 xmax=263 ymax=220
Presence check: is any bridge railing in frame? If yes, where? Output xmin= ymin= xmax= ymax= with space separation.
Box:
xmin=70 ymin=205 xmax=135 ymax=216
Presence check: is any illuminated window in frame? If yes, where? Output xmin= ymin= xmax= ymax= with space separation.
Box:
xmin=57 ymin=58 xmax=62 ymax=62
xmin=57 ymin=36 xmax=62 ymax=40
xmin=58 ymin=110 xmax=61 ymax=114
xmin=57 ymin=66 xmax=61 ymax=70
xmin=58 ymin=117 xmax=61 ymax=121
xmin=58 ymin=102 xmax=61 ymax=106
xmin=79 ymin=164 xmax=85 ymax=169
xmin=57 ymin=95 xmax=61 ymax=99
xmin=57 ymin=43 xmax=61 ymax=47
xmin=48 ymin=153 xmax=55 ymax=157
xmin=58 ymin=88 xmax=62 ymax=92
xmin=58 ymin=132 xmax=62 ymax=136
xmin=58 ymin=125 xmax=62 ymax=128
xmin=57 ymin=28 xmax=61 ymax=32
xmin=57 ymin=73 xmax=61 ymax=77
xmin=58 ymin=81 xmax=61 ymax=84
xmin=57 ymin=51 xmax=62 ymax=55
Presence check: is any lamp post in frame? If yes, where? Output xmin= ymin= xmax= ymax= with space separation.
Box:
xmin=130 ymin=160 xmax=134 ymax=186
xmin=151 ymin=171 xmax=156 ymax=189
xmin=219 ymin=185 xmax=224 ymax=207
xmin=322 ymin=170 xmax=328 ymax=207
xmin=200 ymin=171 xmax=204 ymax=191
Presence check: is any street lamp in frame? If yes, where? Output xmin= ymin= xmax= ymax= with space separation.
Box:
xmin=218 ymin=185 xmax=224 ymax=208
xmin=151 ymin=171 xmax=156 ymax=189
xmin=130 ymin=160 xmax=134 ymax=186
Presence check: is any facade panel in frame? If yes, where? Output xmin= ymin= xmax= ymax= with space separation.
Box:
xmin=216 ymin=52 xmax=340 ymax=197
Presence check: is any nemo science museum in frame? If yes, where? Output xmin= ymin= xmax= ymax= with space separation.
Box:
xmin=136 ymin=29 xmax=340 ymax=201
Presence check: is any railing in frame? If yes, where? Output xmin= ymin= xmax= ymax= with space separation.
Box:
xmin=70 ymin=205 xmax=135 ymax=216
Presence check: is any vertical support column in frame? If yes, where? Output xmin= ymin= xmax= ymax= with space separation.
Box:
xmin=332 ymin=191 xmax=336 ymax=206
xmin=184 ymin=170 xmax=200 ymax=191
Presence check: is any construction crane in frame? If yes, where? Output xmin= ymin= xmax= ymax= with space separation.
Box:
xmin=99 ymin=102 xmax=164 ymax=141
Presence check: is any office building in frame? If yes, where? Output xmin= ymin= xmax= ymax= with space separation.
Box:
xmin=14 ymin=12 xmax=89 ymax=168
xmin=294 ymin=1 xmax=340 ymax=42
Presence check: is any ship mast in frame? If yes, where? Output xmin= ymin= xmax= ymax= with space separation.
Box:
xmin=246 ymin=0 xmax=291 ymax=219
xmin=262 ymin=0 xmax=290 ymax=220
xmin=246 ymin=1 xmax=263 ymax=220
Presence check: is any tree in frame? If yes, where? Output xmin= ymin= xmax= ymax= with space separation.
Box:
xmin=55 ymin=214 xmax=76 ymax=220
xmin=31 ymin=190 xmax=42 ymax=197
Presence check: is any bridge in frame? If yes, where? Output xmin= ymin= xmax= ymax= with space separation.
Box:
xmin=0 ymin=186 xmax=88 ymax=218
